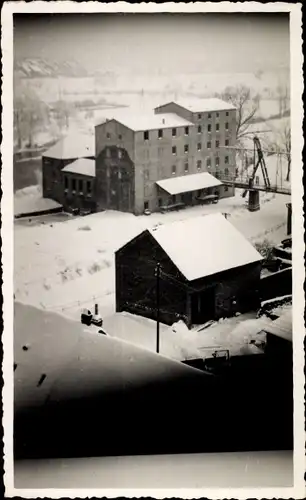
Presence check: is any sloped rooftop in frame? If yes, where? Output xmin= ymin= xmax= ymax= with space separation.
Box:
xmin=148 ymin=213 xmax=262 ymax=281
xmin=43 ymin=132 xmax=95 ymax=160
xmin=158 ymin=98 xmax=236 ymax=113
xmin=156 ymin=172 xmax=222 ymax=195
xmin=95 ymin=110 xmax=194 ymax=131
xmin=62 ymin=158 xmax=95 ymax=177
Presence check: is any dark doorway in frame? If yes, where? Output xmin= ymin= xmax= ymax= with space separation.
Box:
xmin=191 ymin=287 xmax=215 ymax=325
xmin=182 ymin=192 xmax=192 ymax=205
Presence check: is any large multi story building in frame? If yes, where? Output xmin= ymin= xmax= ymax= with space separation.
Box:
xmin=42 ymin=98 xmax=237 ymax=215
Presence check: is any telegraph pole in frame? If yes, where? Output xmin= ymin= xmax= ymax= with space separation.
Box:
xmin=155 ymin=262 xmax=161 ymax=354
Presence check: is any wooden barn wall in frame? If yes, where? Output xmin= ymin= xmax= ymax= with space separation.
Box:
xmin=260 ymin=267 xmax=292 ymax=302
xmin=116 ymin=232 xmax=189 ymax=325
xmin=189 ymin=261 xmax=262 ymax=320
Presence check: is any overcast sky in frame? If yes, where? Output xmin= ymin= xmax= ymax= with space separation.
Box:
xmin=14 ymin=13 xmax=290 ymax=75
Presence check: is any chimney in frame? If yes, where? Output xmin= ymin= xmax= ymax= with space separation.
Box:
xmin=162 ymin=118 xmax=165 ymax=124
xmin=95 ymin=303 xmax=99 ymax=315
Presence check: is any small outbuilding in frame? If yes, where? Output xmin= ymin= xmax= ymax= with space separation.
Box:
xmin=115 ymin=213 xmax=263 ymax=327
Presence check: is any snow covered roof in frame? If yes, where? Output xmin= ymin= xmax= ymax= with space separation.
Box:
xmin=14 ymin=302 xmax=204 ymax=411
xmin=156 ymin=172 xmax=222 ymax=195
xmin=263 ymin=310 xmax=292 ymax=342
xmin=95 ymin=110 xmax=194 ymax=131
xmin=43 ymin=132 xmax=95 ymax=160
xmin=157 ymin=98 xmax=236 ymax=113
xmin=62 ymin=158 xmax=95 ymax=177
xmin=148 ymin=213 xmax=263 ymax=281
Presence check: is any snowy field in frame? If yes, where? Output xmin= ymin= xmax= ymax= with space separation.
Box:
xmin=15 ymin=189 xmax=290 ymax=349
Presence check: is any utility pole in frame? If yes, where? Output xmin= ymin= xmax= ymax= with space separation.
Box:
xmin=155 ymin=262 xmax=161 ymax=354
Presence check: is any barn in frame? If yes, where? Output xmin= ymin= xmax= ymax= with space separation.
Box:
xmin=115 ymin=213 xmax=263 ymax=327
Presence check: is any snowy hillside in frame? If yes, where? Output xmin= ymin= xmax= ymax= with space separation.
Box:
xmin=14 ymin=57 xmax=88 ymax=78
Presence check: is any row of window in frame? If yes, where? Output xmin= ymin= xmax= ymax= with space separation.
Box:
xmin=143 ymin=122 xmax=230 ymax=141
xmin=170 ymin=161 xmax=230 ymax=175
xmin=64 ymin=176 xmax=93 ymax=195
xmin=171 ymin=141 xmax=231 ymax=155
xmin=196 ymin=110 xmax=231 ymax=120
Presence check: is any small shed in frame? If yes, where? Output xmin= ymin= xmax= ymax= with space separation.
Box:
xmin=115 ymin=213 xmax=263 ymax=327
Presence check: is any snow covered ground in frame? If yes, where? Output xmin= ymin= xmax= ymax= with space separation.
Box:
xmin=14 ymin=189 xmax=290 ymax=348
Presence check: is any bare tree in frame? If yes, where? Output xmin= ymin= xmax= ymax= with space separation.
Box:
xmin=264 ymin=120 xmax=291 ymax=182
xmin=276 ymin=84 xmax=290 ymax=117
xmin=216 ymin=85 xmax=260 ymax=143
xmin=14 ymin=79 xmax=49 ymax=149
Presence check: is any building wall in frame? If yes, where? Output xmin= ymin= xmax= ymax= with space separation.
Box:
xmin=42 ymin=156 xmax=75 ymax=204
xmin=189 ymin=261 xmax=262 ymax=323
xmin=116 ymin=231 xmax=189 ymax=325
xmin=133 ymin=124 xmax=196 ymax=214
xmin=62 ymin=173 xmax=96 ymax=212
xmin=155 ymin=103 xmax=237 ymax=201
xmin=95 ymin=120 xmax=136 ymax=213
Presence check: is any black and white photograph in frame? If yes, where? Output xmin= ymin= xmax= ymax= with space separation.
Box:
xmin=2 ymin=2 xmax=304 ymax=497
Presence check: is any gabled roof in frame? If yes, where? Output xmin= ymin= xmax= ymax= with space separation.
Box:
xmin=156 ymin=98 xmax=236 ymax=113
xmin=43 ymin=132 xmax=95 ymax=160
xmin=156 ymin=172 xmax=222 ymax=195
xmin=95 ymin=110 xmax=194 ymax=132
xmin=147 ymin=213 xmax=262 ymax=281
xmin=62 ymin=158 xmax=95 ymax=177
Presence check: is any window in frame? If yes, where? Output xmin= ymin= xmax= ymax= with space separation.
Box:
xmin=208 ymin=124 xmax=211 ymax=133
xmin=225 ymin=122 xmax=229 ymax=131
xmin=158 ymin=198 xmax=163 ymax=207
xmin=184 ymin=126 xmax=189 ymax=136
xmin=106 ymin=132 xmax=111 ymax=139
xmin=216 ymin=140 xmax=220 ymax=148
xmin=144 ymin=201 xmax=149 ymax=211
xmin=216 ymin=112 xmax=219 ymax=118
xmin=172 ymin=128 xmax=177 ymax=137
xmin=144 ymin=130 xmax=149 ymax=141
xmin=225 ymin=156 xmax=229 ymax=164
xmin=216 ymin=123 xmax=220 ymax=132
xmin=225 ymin=167 xmax=229 ymax=176
xmin=215 ymin=157 xmax=220 ymax=167
xmin=208 ymin=113 xmax=212 ymax=119
xmin=197 ymin=160 xmax=202 ymax=170
xmin=158 ymin=129 xmax=163 ymax=139
xmin=197 ymin=143 xmax=202 ymax=151
xmin=224 ymin=186 xmax=229 ymax=192
xmin=64 ymin=176 xmax=68 ymax=190
xmin=207 ymin=141 xmax=211 ymax=149
xmin=197 ymin=189 xmax=202 ymax=197
xmin=118 ymin=134 xmax=122 ymax=140
xmin=226 ymin=111 xmax=229 ymax=116
xmin=198 ymin=113 xmax=202 ymax=119
xmin=72 ymin=179 xmax=76 ymax=192
xmin=87 ymin=181 xmax=92 ymax=195
xmin=198 ymin=125 xmax=202 ymax=134
xmin=172 ymin=164 xmax=176 ymax=175
xmin=184 ymin=162 xmax=189 ymax=173
xmin=206 ymin=157 xmax=211 ymax=168
xmin=78 ymin=179 xmax=83 ymax=193
xmin=118 ymin=149 xmax=123 ymax=159
xmin=144 ymin=169 xmax=149 ymax=181
xmin=172 ymin=146 xmax=177 ymax=155
xmin=184 ymin=144 xmax=189 ymax=154
xmin=172 ymin=194 xmax=177 ymax=203
xmin=225 ymin=139 xmax=229 ymax=146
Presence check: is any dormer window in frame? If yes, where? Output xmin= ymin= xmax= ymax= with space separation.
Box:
xmin=184 ymin=126 xmax=189 ymax=136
